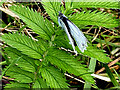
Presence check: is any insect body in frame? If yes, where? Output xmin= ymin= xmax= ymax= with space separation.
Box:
xmin=58 ymin=12 xmax=88 ymax=54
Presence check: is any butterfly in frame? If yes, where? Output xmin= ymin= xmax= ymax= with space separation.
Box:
xmin=58 ymin=12 xmax=88 ymax=54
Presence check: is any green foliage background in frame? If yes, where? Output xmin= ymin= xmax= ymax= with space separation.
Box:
xmin=1 ymin=0 xmax=119 ymax=89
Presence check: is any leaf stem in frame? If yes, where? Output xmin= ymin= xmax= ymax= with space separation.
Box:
xmin=49 ymin=34 xmax=56 ymax=47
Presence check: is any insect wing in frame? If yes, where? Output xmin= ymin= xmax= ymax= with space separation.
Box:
xmin=67 ymin=20 xmax=88 ymax=52
xmin=58 ymin=16 xmax=77 ymax=54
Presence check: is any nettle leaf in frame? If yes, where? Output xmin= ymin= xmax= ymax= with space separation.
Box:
xmin=54 ymin=29 xmax=73 ymax=50
xmin=37 ymin=38 xmax=50 ymax=51
xmin=1 ymin=33 xmax=44 ymax=59
xmin=5 ymin=82 xmax=30 ymax=88
xmin=69 ymin=11 xmax=118 ymax=28
xmin=5 ymin=65 xmax=34 ymax=83
xmin=4 ymin=47 xmax=48 ymax=88
xmin=72 ymin=0 xmax=119 ymax=9
xmin=33 ymin=78 xmax=48 ymax=88
xmin=41 ymin=0 xmax=61 ymax=24
xmin=40 ymin=66 xmax=69 ymax=88
xmin=76 ymin=45 xmax=112 ymax=63
xmin=4 ymin=47 xmax=37 ymax=72
xmin=10 ymin=5 xmax=55 ymax=40
xmin=45 ymin=48 xmax=95 ymax=84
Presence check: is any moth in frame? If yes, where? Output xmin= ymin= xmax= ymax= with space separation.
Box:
xmin=58 ymin=12 xmax=88 ymax=54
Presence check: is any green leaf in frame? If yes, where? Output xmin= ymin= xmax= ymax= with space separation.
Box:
xmin=1 ymin=33 xmax=44 ymax=59
xmin=4 ymin=47 xmax=37 ymax=72
xmin=41 ymin=0 xmax=61 ymax=24
xmin=104 ymin=64 xmax=119 ymax=86
xmin=45 ymin=48 xmax=95 ymax=84
xmin=88 ymin=58 xmax=97 ymax=73
xmin=10 ymin=5 xmax=54 ymax=40
xmin=18 ymin=25 xmax=27 ymax=32
xmin=33 ymin=78 xmax=48 ymax=88
xmin=84 ymin=58 xmax=97 ymax=89
xmin=110 ymin=86 xmax=120 ymax=89
xmin=113 ymin=69 xmax=120 ymax=83
xmin=69 ymin=10 xmax=118 ymax=28
xmin=5 ymin=82 xmax=30 ymax=88
xmin=54 ymin=29 xmax=73 ymax=50
xmin=40 ymin=66 xmax=69 ymax=88
xmin=3 ymin=47 xmax=48 ymax=88
xmin=37 ymin=38 xmax=50 ymax=51
xmin=5 ymin=65 xmax=34 ymax=83
xmin=0 ymin=0 xmax=6 ymax=6
xmin=77 ymin=45 xmax=112 ymax=63
xmin=72 ymin=0 xmax=120 ymax=9
xmin=0 ymin=56 xmax=21 ymax=80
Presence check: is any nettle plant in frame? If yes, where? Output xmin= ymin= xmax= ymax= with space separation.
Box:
xmin=1 ymin=1 xmax=119 ymax=89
